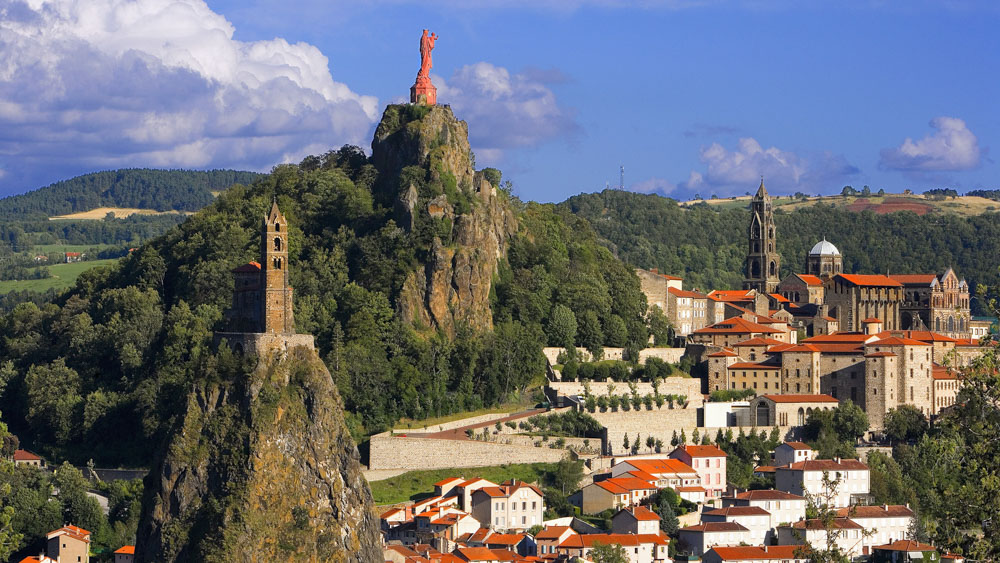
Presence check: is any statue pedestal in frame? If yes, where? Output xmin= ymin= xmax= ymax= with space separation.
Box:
xmin=410 ymin=76 xmax=437 ymax=105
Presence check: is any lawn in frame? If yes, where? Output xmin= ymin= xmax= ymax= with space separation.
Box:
xmin=366 ymin=462 xmax=557 ymax=506
xmin=0 ymin=258 xmax=120 ymax=294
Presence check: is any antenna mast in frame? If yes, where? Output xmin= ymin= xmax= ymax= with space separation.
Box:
xmin=619 ymin=165 xmax=625 ymax=190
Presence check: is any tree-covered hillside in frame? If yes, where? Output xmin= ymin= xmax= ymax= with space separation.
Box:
xmin=0 ymin=169 xmax=261 ymax=220
xmin=0 ymin=137 xmax=648 ymax=467
xmin=561 ymin=190 xmax=1000 ymax=314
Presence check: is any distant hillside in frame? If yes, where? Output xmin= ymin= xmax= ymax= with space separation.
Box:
xmin=560 ymin=190 xmax=1000 ymax=315
xmin=679 ymin=192 xmax=1000 ymax=217
xmin=0 ymin=168 xmax=261 ymax=220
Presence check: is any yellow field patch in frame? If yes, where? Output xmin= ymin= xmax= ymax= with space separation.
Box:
xmin=48 ymin=207 xmax=190 ymax=220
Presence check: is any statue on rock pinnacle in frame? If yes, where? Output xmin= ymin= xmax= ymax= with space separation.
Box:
xmin=411 ymin=29 xmax=438 ymax=105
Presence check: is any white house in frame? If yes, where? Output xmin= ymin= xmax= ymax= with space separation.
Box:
xmin=775 ymin=458 xmax=870 ymax=508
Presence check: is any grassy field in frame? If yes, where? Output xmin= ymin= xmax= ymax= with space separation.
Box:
xmin=367 ymin=462 xmax=557 ymax=506
xmin=0 ymin=259 xmax=119 ymax=294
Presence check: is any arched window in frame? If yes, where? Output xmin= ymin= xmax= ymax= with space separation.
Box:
xmin=274 ymin=222 xmax=281 ymax=232
xmin=756 ymin=402 xmax=770 ymax=426
xmin=769 ymin=262 xmax=777 ymax=277
xmin=273 ymin=257 xmax=282 ymax=270
xmin=948 ymin=317 xmax=955 ymax=332
xmin=274 ymin=237 xmax=282 ymax=251
xmin=797 ymin=407 xmax=805 ymax=426
xmin=936 ymin=318 xmax=941 ymax=331
xmin=751 ymin=260 xmax=761 ymax=278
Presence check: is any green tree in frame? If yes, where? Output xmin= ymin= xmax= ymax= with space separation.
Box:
xmin=884 ymin=405 xmax=928 ymax=444
xmin=0 ymin=412 xmax=23 ymax=560
xmin=647 ymin=307 xmax=672 ymax=346
xmin=578 ymin=310 xmax=604 ymax=359
xmin=604 ymin=315 xmax=628 ymax=347
xmin=590 ymin=542 xmax=630 ymax=563
xmin=548 ymin=455 xmax=584 ymax=495
xmin=25 ymin=359 xmax=83 ymax=445
xmin=547 ymin=304 xmax=577 ymax=348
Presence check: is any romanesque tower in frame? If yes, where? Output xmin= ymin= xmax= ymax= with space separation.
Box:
xmin=262 ymin=201 xmax=295 ymax=334
xmin=743 ymin=179 xmax=781 ymax=294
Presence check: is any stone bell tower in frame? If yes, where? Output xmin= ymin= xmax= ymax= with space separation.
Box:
xmin=262 ymin=201 xmax=295 ymax=334
xmin=743 ymin=179 xmax=781 ymax=294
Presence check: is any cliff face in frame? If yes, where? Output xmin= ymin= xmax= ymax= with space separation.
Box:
xmin=135 ymin=347 xmax=380 ymax=563
xmin=372 ymin=104 xmax=517 ymax=335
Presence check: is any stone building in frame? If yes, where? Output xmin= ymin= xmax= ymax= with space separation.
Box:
xmin=216 ymin=201 xmax=314 ymax=355
xmin=824 ymin=274 xmax=903 ymax=332
xmin=776 ymin=274 xmax=825 ymax=306
xmin=743 ymin=180 xmax=781 ymax=294
xmin=635 ymin=268 xmax=683 ymax=312
xmin=668 ymin=287 xmax=710 ymax=335
xmin=891 ymin=269 xmax=971 ymax=338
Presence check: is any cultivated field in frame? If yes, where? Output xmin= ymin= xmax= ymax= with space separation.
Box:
xmin=48 ymin=207 xmax=189 ymax=220
xmin=0 ymin=259 xmax=119 ymax=294
xmin=680 ymin=193 xmax=1000 ymax=216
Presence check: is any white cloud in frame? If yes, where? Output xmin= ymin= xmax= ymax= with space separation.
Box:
xmin=0 ymin=0 xmax=378 ymax=192
xmin=879 ymin=117 xmax=982 ymax=172
xmin=435 ymin=62 xmax=578 ymax=159
xmin=679 ymin=137 xmax=858 ymax=196
xmin=630 ymin=177 xmax=677 ymax=196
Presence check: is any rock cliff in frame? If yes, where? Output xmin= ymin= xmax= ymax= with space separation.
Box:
xmin=372 ymin=104 xmax=517 ymax=336
xmin=134 ymin=346 xmax=380 ymax=562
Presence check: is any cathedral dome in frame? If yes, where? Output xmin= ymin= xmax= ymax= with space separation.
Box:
xmin=809 ymin=239 xmax=840 ymax=256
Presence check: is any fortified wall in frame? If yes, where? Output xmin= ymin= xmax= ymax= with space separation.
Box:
xmin=542 ymin=347 xmax=686 ymax=365
xmin=368 ymin=433 xmax=569 ymax=470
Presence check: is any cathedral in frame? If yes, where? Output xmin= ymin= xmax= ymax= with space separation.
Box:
xmin=216 ymin=201 xmax=314 ymax=354
xmin=742 ymin=180 xmax=781 ymax=294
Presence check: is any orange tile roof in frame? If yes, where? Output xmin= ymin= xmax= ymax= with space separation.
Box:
xmin=594 ymin=477 xmax=656 ymax=493
xmin=669 ymin=287 xmax=707 ymax=299
xmin=435 ymin=477 xmax=464 ymax=487
xmin=933 ymin=364 xmax=959 ymax=380
xmin=534 ymin=526 xmax=574 ymax=540
xmin=708 ymin=545 xmax=803 ymax=560
xmin=836 ymin=273 xmax=903 ymax=287
xmin=781 ymin=441 xmax=812 ymax=450
xmin=789 ymin=518 xmax=862 ymax=530
xmin=233 ymin=261 xmax=262 ymax=273
xmin=731 ymin=489 xmax=804 ymax=500
xmin=797 ymin=274 xmax=824 ymax=286
xmin=47 ymin=525 xmax=91 ymax=543
xmin=114 ymin=545 xmax=135 ymax=554
xmin=625 ymin=469 xmax=659 ymax=482
xmin=674 ymin=444 xmax=727 ymax=458
xmin=834 ymin=505 xmax=914 ymax=518
xmin=681 ymin=522 xmax=748 ymax=532
xmin=864 ymin=351 xmax=897 ymax=358
xmin=694 ymin=317 xmax=781 ymax=334
xmin=781 ymin=458 xmax=868 ymax=471
xmin=621 ymin=458 xmax=698 ymax=475
xmin=877 ymin=330 xmax=959 ymax=343
xmin=733 ymin=337 xmax=785 ymax=347
xmin=889 ymin=274 xmax=939 ymax=285
xmin=803 ymin=332 xmax=872 ymax=343
xmin=703 ymin=506 xmax=770 ymax=517
xmin=13 ymin=449 xmax=41 ymax=461
xmin=867 ymin=336 xmax=931 ymax=347
xmin=708 ymin=289 xmax=756 ymax=301
xmin=486 ymin=533 xmax=527 ymax=546
xmin=760 ymin=394 xmax=838 ymax=403
xmin=769 ymin=293 xmax=791 ymax=303
xmin=676 ymin=485 xmax=707 ymax=493
xmin=708 ymin=348 xmax=740 ymax=357
xmin=618 ymin=506 xmax=661 ymax=521
xmin=782 ymin=344 xmax=820 ymax=353
xmin=456 ymin=547 xmax=504 ymax=561
xmin=862 ymin=317 xmax=882 ymax=323
xmin=874 ymin=540 xmax=938 ymax=552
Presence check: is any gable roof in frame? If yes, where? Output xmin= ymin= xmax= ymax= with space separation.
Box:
xmin=834 ymin=505 xmax=915 ymax=518
xmin=889 ymin=274 xmax=939 ymax=286
xmin=708 ymin=348 xmax=740 ymax=357
xmin=703 ymin=506 xmax=771 ymax=517
xmin=593 ymin=477 xmax=657 ymax=494
xmin=680 ymin=522 xmax=748 ymax=532
xmin=13 ymin=449 xmax=41 ymax=461
xmin=615 ymin=505 xmax=661 ymax=521
xmin=866 ymin=336 xmax=931 ymax=347
xmin=694 ymin=316 xmax=781 ymax=335
xmin=669 ymin=287 xmax=707 ymax=299
xmin=707 ymin=545 xmax=803 ymax=561
xmin=778 ymin=441 xmax=812 ymax=450
xmin=619 ymin=458 xmax=698 ymax=475
xmin=733 ymin=337 xmax=785 ymax=347
xmin=874 ymin=540 xmax=938 ymax=552
xmin=534 ymin=526 xmax=574 ymax=540
xmin=835 ymin=273 xmax=903 ymax=287
xmin=672 ymin=444 xmax=727 ymax=458
xmin=759 ymin=394 xmax=838 ymax=404
xmin=114 ymin=546 xmax=136 ymax=554
xmin=728 ymin=361 xmax=781 ymax=370
xmin=731 ymin=489 xmax=804 ymax=501
xmin=708 ymin=289 xmax=756 ymax=302
xmin=781 ymin=458 xmax=868 ymax=471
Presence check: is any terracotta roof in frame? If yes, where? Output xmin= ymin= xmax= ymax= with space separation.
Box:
xmin=669 ymin=287 xmax=707 ymax=299
xmin=728 ymin=362 xmax=780 ymax=370
xmin=877 ymin=330 xmax=959 ymax=343
xmin=732 ymin=489 xmax=804 ymax=500
xmin=781 ymin=458 xmax=868 ymax=471
xmin=534 ymin=526 xmax=574 ymax=540
xmin=593 ymin=477 xmax=656 ymax=493
xmin=560 ymin=533 xmax=669 ymax=548
xmin=13 ymin=449 xmax=41 ymax=461
xmin=874 ymin=540 xmax=938 ymax=553
xmin=889 ymin=274 xmax=939 ymax=285
xmin=862 ymin=317 xmax=882 ymax=323
xmin=435 ymin=477 xmax=464 ymax=487
xmin=760 ymin=394 xmax=838 ymax=403
xmin=836 ymin=273 xmax=903 ymax=287
xmin=933 ymin=364 xmax=959 ymax=380
xmin=769 ymin=293 xmax=791 ymax=303
xmin=380 ymin=507 xmax=405 ymax=519
xmin=789 ymin=517 xmax=862 ymax=530
xmin=47 ymin=525 xmax=91 ymax=543
xmin=676 ymin=486 xmax=708 ymax=492
xmin=708 ymin=290 xmax=756 ymax=302
xmin=733 ymin=337 xmax=785 ymax=347
xmin=694 ymin=317 xmax=781 ymax=334
xmin=864 ymin=351 xmax=897 ymax=358
xmin=782 ymin=344 xmax=820 ymax=353
xmin=625 ymin=469 xmax=659 ymax=482
xmin=780 ymin=441 xmax=812 ymax=450
xmin=802 ymin=333 xmax=872 ymax=343
xmin=834 ymin=505 xmax=914 ymax=518
xmin=707 ymin=545 xmax=802 ymax=561
xmin=456 ymin=547 xmax=504 ymax=561
xmin=673 ymin=444 xmax=727 ymax=458
xmin=955 ymin=338 xmax=983 ymax=347
xmin=617 ymin=506 xmax=661 ymax=521
xmin=486 ymin=533 xmax=527 ymax=546
xmin=619 ymin=458 xmax=698 ymax=475
xmin=114 ymin=545 xmax=135 ymax=554
xmin=754 ymin=465 xmax=777 ymax=473
xmin=233 ymin=261 xmax=262 ymax=273
xmin=703 ymin=506 xmax=770 ymax=517
xmin=681 ymin=522 xmax=748 ymax=532
xmin=867 ymin=336 xmax=931 ymax=347
xmin=708 ymin=349 xmax=740 ymax=357
xmin=797 ymin=274 xmax=824 ymax=286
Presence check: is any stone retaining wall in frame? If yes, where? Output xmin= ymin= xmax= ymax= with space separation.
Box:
xmin=368 ymin=434 xmax=569 ymax=470
xmin=542 ymin=347 xmax=685 ymax=365
xmin=550 ymin=378 xmax=705 ymax=408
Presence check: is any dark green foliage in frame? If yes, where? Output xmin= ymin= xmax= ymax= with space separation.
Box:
xmin=560 ymin=190 xmax=1000 ymax=315
xmin=802 ymin=402 xmax=866 ymax=459
xmin=526 ymin=411 xmax=603 ymax=438
xmin=709 ymin=388 xmax=756 ymax=402
xmin=883 ymin=405 xmax=929 ymax=444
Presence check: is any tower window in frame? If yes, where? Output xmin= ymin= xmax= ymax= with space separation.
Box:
xmin=274 ymin=257 xmax=282 ymax=270
xmin=275 ymin=222 xmax=281 ymax=232
xmin=274 ymin=237 xmax=282 ymax=251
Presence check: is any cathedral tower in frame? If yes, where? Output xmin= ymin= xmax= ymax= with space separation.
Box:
xmin=262 ymin=201 xmax=295 ymax=334
xmin=743 ymin=179 xmax=781 ymax=294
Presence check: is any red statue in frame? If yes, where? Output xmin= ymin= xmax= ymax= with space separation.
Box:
xmin=411 ymin=29 xmax=438 ymax=105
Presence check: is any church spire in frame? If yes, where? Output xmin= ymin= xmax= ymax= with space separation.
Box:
xmin=743 ymin=179 xmax=781 ymax=294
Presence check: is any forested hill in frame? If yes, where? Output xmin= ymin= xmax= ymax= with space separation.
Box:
xmin=0 ymin=107 xmax=650 ymax=468
xmin=560 ymin=190 xmax=1000 ymax=314
xmin=0 ymin=169 xmax=261 ymax=219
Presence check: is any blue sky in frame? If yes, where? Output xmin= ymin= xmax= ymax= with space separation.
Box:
xmin=1 ymin=1 xmax=997 ymax=202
